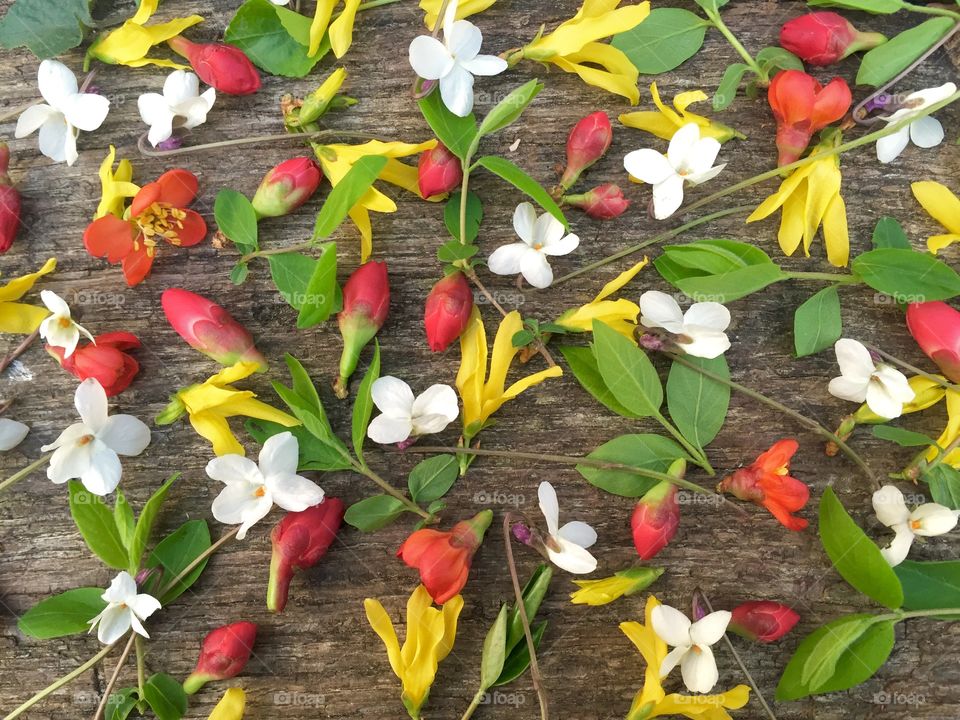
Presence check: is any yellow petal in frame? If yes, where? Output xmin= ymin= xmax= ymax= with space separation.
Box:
xmin=656 ymin=685 xmax=751 ymax=717
xmin=112 ymin=56 xmax=191 ymax=70
xmin=594 ymin=258 xmax=648 ymax=301
xmin=619 ymin=111 xmax=678 ymax=141
xmin=499 ymin=365 xmax=563 ymax=405
xmin=211 ymin=361 xmax=260 ymax=386
xmin=208 ymin=688 xmax=246 ymax=720
xmin=437 ymin=594 xmax=463 ymax=661
xmin=558 ymin=299 xmax=640 ymax=335
xmin=801 ymin=159 xmax=841 ymax=256
xmin=0 ymin=257 xmax=57 ymax=303
xmin=364 ymin=598 xmax=404 ymax=679
xmin=309 ymin=0 xmax=337 ymax=56
xmin=421 ymin=0 xmax=496 ymax=30
xmin=673 ymin=89 xmax=709 ymax=114
xmin=486 ymin=311 xmax=524 ymax=400
xmin=822 ymin=193 xmax=849 ymax=267
xmin=0 ymin=302 xmax=51 ymax=334
xmin=529 ymin=3 xmax=650 ymax=58
xmin=550 ymin=46 xmax=640 ymax=104
xmin=90 ymin=15 xmax=203 ymax=65
xmin=456 ymin=307 xmax=487 ymax=429
xmin=379 ymin=158 xmax=427 ymax=199
xmin=218 ymin=396 xmax=301 ymax=428
xmin=96 ymin=146 xmax=140 ymax=220
xmin=348 ymin=205 xmax=373 ymax=263
xmin=930 ymin=388 xmax=960 ymax=464
xmin=189 ymin=411 xmax=245 ymax=456
xmin=745 ymin=164 xmax=813 ymax=223
xmin=912 ymin=180 xmax=960 ymax=235
xmin=928 ymin=233 xmax=960 ymax=254
xmin=131 ymin=0 xmax=159 ymax=25
xmin=777 ymin=184 xmax=806 ymax=257
xmin=328 ymin=0 xmax=361 ymax=58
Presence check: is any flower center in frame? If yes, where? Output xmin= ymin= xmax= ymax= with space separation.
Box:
xmin=532 ymin=242 xmax=544 ymax=250
xmin=910 ymin=519 xmax=923 ymax=531
xmin=77 ymin=434 xmax=95 ymax=446
xmin=254 ymin=486 xmax=266 ymax=498
xmin=57 ymin=316 xmax=73 ymax=329
xmin=136 ymin=202 xmax=187 ymax=251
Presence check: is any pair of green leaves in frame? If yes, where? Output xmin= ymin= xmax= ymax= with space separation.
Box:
xmin=224 ymin=0 xmax=330 ymax=77
xmin=0 ymin=0 xmax=92 ymax=58
xmin=107 ymin=673 xmax=188 ymax=720
xmin=714 ymin=47 xmax=803 ymax=111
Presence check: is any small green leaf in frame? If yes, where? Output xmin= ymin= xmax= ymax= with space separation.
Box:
xmin=477 ymin=79 xmax=543 ymax=138
xmin=418 ymin=90 xmax=478 ymax=160
xmin=352 ymin=341 xmax=380 ymax=465
xmin=895 ymin=559 xmax=960 ymax=610
xmin=146 ymin=520 xmax=212 ymax=605
xmin=479 ymin=605 xmax=509 ymax=692
xmin=474 ymin=156 xmax=567 ymax=228
xmin=143 ymin=673 xmax=188 ymax=720
xmin=872 ymin=217 xmax=911 ymax=249
xmin=692 ymin=0 xmax=729 ymax=11
xmin=314 ymin=155 xmax=388 ymax=239
xmin=443 ymin=191 xmax=483 ymax=243
xmin=344 ymin=495 xmax=407 ymax=531
xmin=408 ymin=455 xmax=459 ymax=503
xmin=105 ymin=689 xmax=138 ymax=720
xmin=247 ymin=420 xmax=352 ymax=471
xmin=923 ymin=464 xmax=960 ymax=510
xmin=438 ymin=239 xmax=480 ymax=263
xmin=214 ymin=189 xmax=258 ymax=254
xmin=224 ymin=0 xmax=326 ymax=77
xmin=296 ymin=242 xmax=338 ymax=328
xmin=113 ymin=490 xmax=135 ymax=556
xmin=130 ymin=474 xmax=179 ymax=572
xmin=512 ymin=330 xmax=535 ymax=347
xmin=495 ymin=622 xmax=547 ymax=686
xmin=807 ymin=0 xmax=902 ymax=12
xmin=666 ymin=355 xmax=730 ymax=451
xmin=794 ymin=286 xmax=842 ymax=358
xmin=504 ymin=564 xmax=553 ymax=654
xmin=268 ymin=253 xmax=318 ymax=311
xmin=559 ymin=345 xmax=641 ymax=419
xmin=713 ymin=63 xmax=749 ymax=111
xmin=675 ymin=264 xmax=786 ymax=302
xmin=577 ymin=434 xmax=689 ymax=497
xmin=872 ymin=425 xmax=936 ymax=448
xmin=591 ymin=321 xmax=663 ymax=418
xmin=18 ymin=588 xmax=107 ymax=639
xmin=230 ymin=262 xmax=250 ymax=285
xmin=857 ymin=18 xmax=954 ymax=87
xmin=610 ymin=8 xmax=709 ymax=74
xmin=755 ymin=46 xmax=804 ymax=73
xmin=852 ymin=247 xmax=960 ymax=302
xmin=68 ymin=482 xmax=129 ymax=571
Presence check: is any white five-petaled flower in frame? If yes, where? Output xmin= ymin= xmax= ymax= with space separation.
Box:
xmin=207 ymin=431 xmax=325 ymax=540
xmin=89 ymin=571 xmax=161 ymax=645
xmin=366 ymin=376 xmax=459 ymax=445
xmin=872 ymin=485 xmax=959 ymax=566
xmin=41 ymin=379 xmax=151 ymax=496
xmin=623 ymin=123 xmax=726 ymax=220
xmin=639 ymin=290 xmax=731 ymax=359
xmin=14 ymin=60 xmax=110 ymax=166
xmin=651 ymin=603 xmax=731 ymax=694
xmin=827 ymin=339 xmax=914 ymax=419
xmin=0 ymin=419 xmax=29 ymax=452
xmin=537 ymin=481 xmax=597 ymax=574
xmin=488 ymin=202 xmax=580 ymax=289
xmin=38 ymin=290 xmax=94 ymax=359
xmin=408 ymin=0 xmax=507 ymax=117
xmin=876 ymin=82 xmax=956 ymax=164
xmin=138 ymin=70 xmax=216 ymax=147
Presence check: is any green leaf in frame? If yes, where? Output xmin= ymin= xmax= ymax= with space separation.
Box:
xmin=755 ymin=46 xmax=804 ymax=73
xmin=872 ymin=217 xmax=911 ymax=249
xmin=437 ymin=240 xmax=480 ymax=263
xmin=408 ymin=455 xmax=459 ymax=503
xmin=418 ymin=89 xmax=478 ymax=160
xmin=114 ymin=491 xmax=135 ymax=556
xmin=610 ymin=8 xmax=709 ymax=74
xmin=857 ymin=17 xmax=954 ymax=87
xmin=794 ymin=286 xmax=842 ymax=358
xmin=872 ymin=425 xmax=935 ymax=448
xmin=296 ymin=242 xmax=338 ymax=328
xmin=230 ymin=262 xmax=250 ymax=285
xmin=852 ymin=247 xmax=960 ymax=301
xmin=214 ymin=189 xmax=259 ymax=254
xmin=819 ymin=487 xmax=903 ymax=609
xmin=352 ymin=341 xmax=380 ymax=465
xmin=923 ymin=464 xmax=960 ymax=510
xmin=495 ymin=621 xmax=547 ymax=686
xmin=68 ymin=482 xmax=129 ymax=571
xmin=247 ymin=420 xmax=353 ymax=471
xmin=105 ymin=689 xmax=138 ymax=720
xmin=692 ymin=0 xmax=729 ymax=11
xmin=130 ymin=474 xmax=179 ymax=572
xmin=504 ymin=564 xmax=552 ymax=654
xmin=314 ymin=155 xmax=388 ymax=239
xmin=656 ymin=239 xmax=787 ymax=302
xmin=444 ymin=191 xmax=483 ymax=243
xmin=268 ymin=253 xmax=317 ymax=311
xmin=143 ymin=673 xmax=188 ymax=720
xmin=559 ymin=346 xmax=640 ymax=418
xmin=666 ymin=355 xmax=729 ymax=451
xmin=675 ymin=264 xmax=786 ymax=302
xmin=146 ymin=520 xmax=212 ymax=605
xmin=895 ymin=559 xmax=960 ymax=610
xmin=0 ymin=0 xmax=92 ymax=58
xmin=474 ymin=156 xmax=567 ymax=228
xmin=344 ymin=495 xmax=407 ymax=531
xmin=577 ymin=434 xmax=689 ymax=497
xmin=224 ymin=0 xmax=326 ymax=77
xmin=591 ymin=321 xmax=663 ymax=418
xmin=479 ymin=605 xmax=509 ymax=692
xmin=713 ymin=63 xmax=749 ymax=111
xmin=18 ymin=588 xmax=107 ymax=639
xmin=807 ymin=0 xmax=903 ymax=12
xmin=282 ymin=353 xmax=324 ymax=416
xmin=477 ymin=79 xmax=543 ymax=138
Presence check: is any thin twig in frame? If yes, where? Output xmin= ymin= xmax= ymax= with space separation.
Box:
xmin=92 ymin=633 xmax=135 ymax=720
xmin=0 ymin=328 xmax=40 ymax=374
xmin=862 ymin=342 xmax=960 ymax=393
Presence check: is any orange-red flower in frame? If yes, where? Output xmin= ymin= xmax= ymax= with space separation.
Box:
xmin=767 ymin=70 xmax=851 ymax=166
xmin=718 ymin=439 xmax=809 ymax=530
xmin=83 ymin=169 xmax=207 ymax=286
xmin=46 ymin=331 xmax=141 ymax=396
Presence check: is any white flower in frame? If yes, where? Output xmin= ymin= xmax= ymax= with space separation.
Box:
xmin=623 ymin=123 xmax=726 ymax=220
xmin=872 ymin=484 xmax=958 ymax=566
xmin=138 ymin=70 xmax=216 ymax=147
xmin=38 ymin=290 xmax=94 ymax=359
xmin=0 ymin=419 xmax=29 ymax=452
xmin=14 ymin=60 xmax=110 ymax=166
xmin=207 ymin=431 xmax=325 ymax=540
xmin=88 ymin=571 xmax=161 ymax=644
xmin=488 ymin=203 xmax=580 ymax=289
xmin=639 ymin=290 xmax=731 ymax=359
xmin=827 ymin=339 xmax=914 ymax=419
xmin=408 ymin=0 xmax=507 ymax=116
xmin=41 ymin=379 xmax=151 ymax=496
xmin=876 ymin=82 xmax=956 ymax=164
xmin=366 ymin=376 xmax=459 ymax=445
xmin=651 ymin=604 xmax=731 ymax=694
xmin=537 ymin=481 xmax=597 ymax=574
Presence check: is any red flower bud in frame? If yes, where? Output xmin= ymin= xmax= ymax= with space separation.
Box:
xmin=251 ymin=157 xmax=322 ymax=218
xmin=267 ymin=498 xmax=345 ymax=613
xmin=0 ymin=143 xmax=21 ymax=254
xmin=162 ymin=288 xmax=267 ymax=371
xmin=718 ymin=439 xmax=809 ymax=531
xmin=424 ymin=271 xmax=473 ymax=352
xmin=183 ymin=621 xmax=257 ymax=694
xmin=560 ymin=112 xmax=612 ymax=189
xmin=768 ymin=70 xmax=851 ymax=165
xmin=418 ymin=143 xmax=463 ymax=198
xmin=46 ymin=332 xmax=141 ymax=397
xmin=335 ymin=261 xmax=389 ymax=397
xmin=398 ymin=510 xmax=492 ymax=604
xmin=729 ymin=601 xmax=799 ymax=642
xmin=167 ymin=37 xmax=260 ymax=96
xmin=631 ymin=481 xmax=680 ymax=560
xmin=563 ymin=183 xmax=630 ymax=220
xmin=780 ymin=12 xmax=885 ymax=67
xmin=907 ymin=301 xmax=960 ymax=384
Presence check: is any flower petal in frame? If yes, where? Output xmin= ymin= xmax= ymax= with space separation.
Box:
xmin=0 ymin=419 xmax=29 ymax=452
xmin=666 ymin=123 xmax=701 ymax=167
xmin=651 ymin=604 xmax=692 ymax=647
xmin=520 ymin=249 xmax=554 ymax=289
xmin=36 ymin=117 xmax=70 ymax=164
xmin=557 ymin=520 xmax=597 ymax=548
xmin=409 ymin=36 xmax=454 ymax=80
xmin=269 ymin=473 xmax=325 ymax=512
xmin=460 ymin=53 xmax=507 ymax=76
xmin=689 ymin=610 xmax=730 ymax=646
xmin=639 ymin=291 xmax=685 ymax=334
xmin=488 ymin=242 xmax=529 ymax=277
xmin=680 ymin=642 xmax=719 ymax=693
xmin=834 ymin=338 xmax=873 ymax=381
xmin=81 ymin=441 xmax=122 ymax=495
xmin=446 ymin=19 xmax=482 ymax=59
xmin=683 ymin=302 xmax=730 ymax=332
xmin=37 ymin=59 xmax=78 ymax=108
xmin=98 ymin=414 xmax=151 ymax=456
xmin=258 ymin=431 xmax=300 ymax=478
xmin=880 ymin=523 xmax=915 ymax=566
xmin=14 ymin=104 xmax=57 ymax=138
xmin=75 ymin=378 xmax=109 ymax=433
xmin=93 ymin=604 xmax=131 ymax=645
xmin=538 ymin=481 xmax=560 ymax=536
xmin=651 ymin=173 xmax=685 ymax=220
xmin=367 ymin=414 xmax=414 ymax=444
xmin=541 ymin=232 xmax=580 ymax=257
xmin=876 ymin=127 xmax=909 ymax=164
xmin=372 ymin=376 xmax=415 ymax=415
xmin=623 ymin=149 xmax=673 ymax=185
xmin=546 ymin=537 xmax=597 ymax=574
xmin=908 ymin=116 xmax=944 ymax=149
xmin=911 ymin=503 xmax=959 ymax=536
xmin=513 ymin=202 xmax=537 ymax=244
xmin=439 ymin=64 xmax=475 ymax=117
xmin=60 ymin=92 xmax=110 ymax=132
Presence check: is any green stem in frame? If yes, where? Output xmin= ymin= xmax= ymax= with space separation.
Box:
xmin=240 ymin=242 xmax=314 ymax=263
xmin=862 ymin=342 xmax=960 ymax=393
xmin=135 ymin=637 xmax=146 ymax=700
xmin=783 ymin=271 xmax=861 ymax=284
xmin=900 ymin=1 xmax=960 ymax=19
xmin=706 ymin=11 xmax=766 ymax=81
xmin=137 ymin=129 xmax=372 ymax=158
xmin=93 ymin=632 xmax=136 ymax=720
xmin=0 ymin=453 xmax=51 ymax=494
xmin=458 ymin=165 xmax=471 ymax=246
xmin=459 ymin=691 xmax=484 ymax=720
xmin=653 ymin=411 xmax=715 ymax=476
xmin=879 ymin=607 xmax=960 ymax=622
xmin=349 ymin=457 xmax=432 ymax=520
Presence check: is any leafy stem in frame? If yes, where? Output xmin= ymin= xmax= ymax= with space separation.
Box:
xmin=782 ymin=271 xmax=860 ymax=285
xmin=0 ymin=453 xmax=52 ymax=495
xmin=899 ymin=1 xmax=960 ymax=20
xmin=240 ymin=241 xmax=314 ymax=263
xmin=135 ymin=637 xmax=147 ymax=704
xmin=879 ymin=607 xmax=960 ymax=622
xmin=705 ymin=9 xmax=766 ymax=82
xmin=652 ymin=410 xmax=715 ymax=476
xmin=348 ymin=455 xmax=433 ymax=520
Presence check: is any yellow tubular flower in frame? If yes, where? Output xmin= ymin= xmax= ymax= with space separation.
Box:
xmin=421 ymin=0 xmax=497 ymax=30
xmin=309 ymin=0 xmax=362 ymax=58
xmin=620 ymin=82 xmax=743 ymax=143
xmin=96 ymin=146 xmax=140 ymax=220
xmin=911 ymin=181 xmax=960 ymax=254
xmin=854 ymin=375 xmax=946 ymax=425
xmin=554 ymin=258 xmax=648 ymax=339
xmin=928 ymin=387 xmax=960 ymax=466
xmin=570 ymin=566 xmax=662 ymax=606
xmin=0 ymin=258 xmax=56 ymax=334
xmin=157 ymin=362 xmax=300 ymax=456
xmin=208 ymin=689 xmax=245 ymax=720
xmin=517 ymin=0 xmax=650 ymax=104
xmin=620 ymin=595 xmax=751 ymax=720
xmin=364 ymin=585 xmax=463 ymax=719
xmin=87 ymin=0 xmax=202 ymax=69
xmin=746 ymin=134 xmax=849 ymax=267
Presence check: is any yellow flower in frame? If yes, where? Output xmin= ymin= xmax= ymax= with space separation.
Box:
xmin=208 ymin=689 xmax=245 ymax=720
xmin=96 ymin=146 xmax=140 ymax=220
xmin=312 ymin=139 xmax=438 ymax=262
xmin=554 ymin=258 xmax=647 ymax=339
xmin=457 ymin=308 xmax=563 ymax=439
xmin=364 ymin=585 xmax=463 ymax=719
xmin=570 ymin=566 xmax=663 ymax=606
xmin=0 ymin=258 xmax=56 ymax=334
xmin=620 ymin=83 xmax=743 ymax=143
xmin=515 ymin=0 xmax=650 ymax=104
xmin=420 ymin=0 xmax=496 ymax=30
xmin=295 ymin=68 xmax=350 ymax=127
xmin=911 ymin=180 xmax=960 ymax=254
xmin=746 ymin=133 xmax=849 ymax=267
xmin=309 ymin=0 xmax=362 ymax=58
xmin=87 ymin=0 xmax=202 ymax=69
xmin=620 ymin=595 xmax=751 ymax=720
xmin=157 ymin=362 xmax=300 ymax=456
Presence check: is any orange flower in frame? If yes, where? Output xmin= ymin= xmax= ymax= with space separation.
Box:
xmin=718 ymin=439 xmax=809 ymax=530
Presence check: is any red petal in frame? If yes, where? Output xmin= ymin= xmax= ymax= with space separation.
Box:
xmin=84 ymin=215 xmax=137 ymax=263
xmin=174 ymin=209 xmax=207 ymax=247
xmin=754 ymin=439 xmax=799 ymax=473
xmin=810 ymin=77 xmax=852 ymax=131
xmin=397 ymin=529 xmax=446 ymax=566
xmin=122 ymin=245 xmax=154 ymax=286
xmin=759 ymin=473 xmax=809 ymax=513
xmin=94 ymin=331 xmax=141 ymax=351
xmin=130 ymin=169 xmax=198 ymax=217
xmin=761 ymin=498 xmax=809 ymax=531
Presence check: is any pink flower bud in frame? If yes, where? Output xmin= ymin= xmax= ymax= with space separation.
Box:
xmin=780 ymin=12 xmax=885 ymax=67
xmin=335 ymin=261 xmax=389 ymax=397
xmin=418 ymin=143 xmax=463 ymax=198
xmin=907 ymin=301 xmax=960 ymax=383
xmin=729 ymin=601 xmax=799 ymax=642
xmin=183 ymin=621 xmax=257 ymax=694
xmin=161 ymin=288 xmax=268 ymax=370
xmin=251 ymin=157 xmax=322 ymax=218
xmin=631 ymin=481 xmax=680 ymax=560
xmin=560 ymin=112 xmax=612 ymax=189
xmin=563 ymin=183 xmax=630 ymax=220
xmin=0 ymin=143 xmax=21 ymax=255
xmin=167 ymin=37 xmax=261 ymax=96
xmin=424 ymin=271 xmax=473 ymax=352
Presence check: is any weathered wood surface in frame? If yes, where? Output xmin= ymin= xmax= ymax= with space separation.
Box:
xmin=0 ymin=0 xmax=958 ymax=718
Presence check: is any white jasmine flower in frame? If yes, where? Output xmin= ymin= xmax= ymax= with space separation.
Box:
xmin=88 ymin=571 xmax=161 ymax=644
xmin=876 ymin=82 xmax=956 ymax=164
xmin=138 ymin=70 xmax=216 ymax=147
xmin=828 ymin=339 xmax=914 ymax=419
xmin=623 ymin=123 xmax=726 ymax=220
xmin=639 ymin=290 xmax=731 ymax=358
xmin=651 ymin=604 xmax=731 ymax=694
xmin=38 ymin=290 xmax=94 ymax=359
xmin=537 ymin=481 xmax=597 ymax=574
xmin=488 ymin=202 xmax=580 ymax=288
xmin=872 ymin=484 xmax=959 ymax=566
xmin=366 ymin=376 xmax=459 ymax=445
xmin=14 ymin=60 xmax=110 ymax=166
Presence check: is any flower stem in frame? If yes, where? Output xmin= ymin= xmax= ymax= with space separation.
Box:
xmin=899 ymin=2 xmax=960 ymax=20
xmin=350 ymin=458 xmax=432 ymax=520
xmin=240 ymin=242 xmax=315 ymax=263
xmin=879 ymin=607 xmax=960 ymax=622
xmin=782 ymin=271 xmax=861 ymax=284
xmin=137 ymin=129 xmax=372 ymax=158
xmin=353 ymin=0 xmax=404 ymax=12
xmin=135 ymin=637 xmax=146 ymax=700
xmin=459 ymin=692 xmax=484 ymax=720
xmin=92 ymin=632 xmax=136 ymax=720
xmin=0 ymin=328 xmax=40 ymax=375
xmin=706 ymin=10 xmax=766 ymax=81
xmin=653 ymin=410 xmax=715 ymax=475
xmin=0 ymin=453 xmax=51 ymax=494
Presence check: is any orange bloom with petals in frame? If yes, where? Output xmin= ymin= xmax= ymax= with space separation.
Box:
xmin=717 ymin=439 xmax=809 ymax=530
xmin=83 ymin=169 xmax=207 ymax=286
